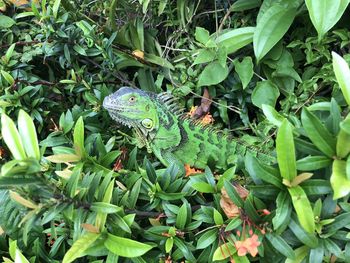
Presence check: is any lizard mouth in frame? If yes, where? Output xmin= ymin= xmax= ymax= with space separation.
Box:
xmin=103 ymin=97 xmax=138 ymax=129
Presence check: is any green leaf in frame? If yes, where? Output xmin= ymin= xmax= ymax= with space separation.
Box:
xmin=191 ymin=181 xmax=215 ymax=193
xmin=213 ymin=208 xmax=223 ymax=225
xmin=309 ymin=246 xmax=324 ymax=263
xmin=289 ymin=215 xmax=318 ymax=247
xmin=18 ymin=110 xmax=40 ymax=160
xmin=285 ymin=246 xmax=309 ymax=263
xmin=90 ymin=202 xmax=122 ymax=214
xmin=0 ymin=15 xmax=15 ymax=28
xmin=53 ymin=0 xmax=61 ymax=18
xmin=234 ymin=56 xmax=253 ymax=89
xmin=196 ymin=228 xmax=218 ymax=249
xmin=73 ymin=116 xmax=86 ymax=158
xmin=245 ymin=154 xmax=283 ymax=188
xmin=96 ymin=179 xmax=114 ymax=231
xmin=262 ymin=104 xmax=285 ymax=127
xmin=193 ymin=49 xmax=216 ymax=65
xmin=62 ymin=233 xmax=101 ymax=263
xmin=1 ymin=70 xmax=14 ymax=85
xmin=224 ymin=180 xmax=244 ymax=207
xmin=195 ymin=27 xmax=210 ymax=45
xmin=5 ymin=43 xmax=16 ymax=62
xmin=332 ymin=51 xmax=350 ymax=106
xmin=104 ymin=233 xmax=153 ymax=257
xmin=230 ymin=0 xmax=261 ymax=12
xmin=288 ymin=186 xmax=316 ymax=233
xmin=296 ymin=156 xmax=332 ymax=171
xmin=306 ymin=0 xmax=350 ymax=40
xmin=273 ymin=191 xmax=292 ymax=233
xmin=175 ymin=202 xmax=188 ymax=229
xmin=266 ymin=233 xmax=295 ymax=259
xmin=301 ymin=108 xmax=336 ymax=158
xmin=215 ymin=27 xmax=255 ymax=55
xmin=251 ymin=80 xmax=280 ymax=108
xmin=331 ymin=160 xmax=350 ymax=199
xmin=144 ymin=53 xmax=174 ymax=70
xmin=212 ymin=241 xmax=236 ymax=261
xmin=1 ymin=114 xmax=26 ymax=160
xmin=254 ymin=4 xmax=296 ymax=62
xmin=73 ymin=44 xmax=87 ymax=56
xmin=165 ymin=238 xmax=173 ymax=253
xmin=277 ymin=119 xmax=296 ymax=181
xmin=336 ymin=115 xmax=350 ymax=158
xmin=197 ymin=61 xmax=228 ymax=87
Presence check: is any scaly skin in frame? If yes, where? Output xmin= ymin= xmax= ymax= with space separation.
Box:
xmin=103 ymin=87 xmax=274 ymax=170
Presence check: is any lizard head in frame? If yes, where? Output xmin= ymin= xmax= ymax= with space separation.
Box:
xmin=103 ymin=87 xmax=159 ymax=134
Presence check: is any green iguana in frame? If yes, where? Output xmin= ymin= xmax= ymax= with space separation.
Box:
xmin=103 ymin=87 xmax=275 ymax=171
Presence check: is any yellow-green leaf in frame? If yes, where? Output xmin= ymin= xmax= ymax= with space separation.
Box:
xmin=73 ymin=116 xmax=86 ymax=158
xmin=104 ymin=233 xmax=153 ymax=257
xmin=62 ymin=233 xmax=101 ymax=263
xmin=331 ymin=160 xmax=350 ymax=199
xmin=306 ymin=0 xmax=350 ymax=41
xmin=45 ymin=154 xmax=81 ymax=163
xmin=18 ymin=110 xmax=40 ymax=160
xmin=301 ymin=108 xmax=336 ymax=158
xmin=1 ymin=114 xmax=26 ymax=160
xmin=276 ymin=119 xmax=296 ymax=181
xmin=332 ymin=51 xmax=350 ymax=106
xmin=288 ymin=186 xmax=315 ymax=233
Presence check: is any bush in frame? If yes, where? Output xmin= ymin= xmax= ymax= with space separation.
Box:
xmin=0 ymin=0 xmax=350 ymax=262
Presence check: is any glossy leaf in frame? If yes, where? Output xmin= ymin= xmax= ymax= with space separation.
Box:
xmin=230 ymin=0 xmax=261 ymax=12
xmin=62 ymin=233 xmax=101 ymax=263
xmin=196 ymin=228 xmax=218 ymax=249
xmin=254 ymin=5 xmax=296 ymax=62
xmin=331 ymin=160 xmax=350 ymax=199
xmin=234 ymin=56 xmax=253 ymax=89
xmin=215 ymin=27 xmax=255 ymax=55
xmin=262 ymin=104 xmax=285 ymax=127
xmin=252 ymin=80 xmax=280 ymax=108
xmin=1 ymin=114 xmax=26 ymax=160
xmin=73 ymin=116 xmax=86 ymax=158
xmin=175 ymin=202 xmax=188 ymax=229
xmin=332 ymin=51 xmax=350 ymax=106
xmin=288 ymin=186 xmax=315 ymax=233
xmin=301 ymin=108 xmax=336 ymax=157
xmin=18 ymin=110 xmax=40 ymax=160
xmin=276 ymin=119 xmax=296 ymax=181
xmin=306 ymin=0 xmax=350 ymax=40
xmin=296 ymin=156 xmax=332 ymax=171
xmin=266 ymin=233 xmax=295 ymax=259
xmin=104 ymin=233 xmax=153 ymax=257
xmin=212 ymin=241 xmax=236 ymax=261
xmin=273 ymin=191 xmax=292 ymax=233
xmin=197 ymin=61 xmax=228 ymax=87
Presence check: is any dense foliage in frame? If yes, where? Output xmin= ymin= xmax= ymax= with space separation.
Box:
xmin=0 ymin=0 xmax=350 ymax=262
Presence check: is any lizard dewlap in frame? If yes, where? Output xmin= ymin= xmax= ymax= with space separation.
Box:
xmin=103 ymin=87 xmax=275 ymax=170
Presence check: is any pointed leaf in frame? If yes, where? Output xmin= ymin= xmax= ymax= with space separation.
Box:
xmin=332 ymin=51 xmax=350 ymax=106
xmin=62 ymin=233 xmax=101 ymax=263
xmin=104 ymin=233 xmax=153 ymax=257
xmin=254 ymin=5 xmax=296 ymax=62
xmin=301 ymin=108 xmax=336 ymax=157
xmin=277 ymin=119 xmax=296 ymax=181
xmin=331 ymin=160 xmax=350 ymax=199
xmin=1 ymin=114 xmax=26 ymax=160
xmin=215 ymin=27 xmax=255 ymax=55
xmin=306 ymin=0 xmax=350 ymax=40
xmin=288 ymin=186 xmax=315 ymax=233
xmin=18 ymin=110 xmax=40 ymax=160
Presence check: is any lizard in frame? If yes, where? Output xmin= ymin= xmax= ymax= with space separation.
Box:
xmin=103 ymin=86 xmax=275 ymax=171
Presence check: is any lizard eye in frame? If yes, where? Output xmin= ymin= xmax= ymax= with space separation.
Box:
xmin=129 ymin=96 xmax=136 ymax=103
xmin=141 ymin=118 xmax=153 ymax=129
